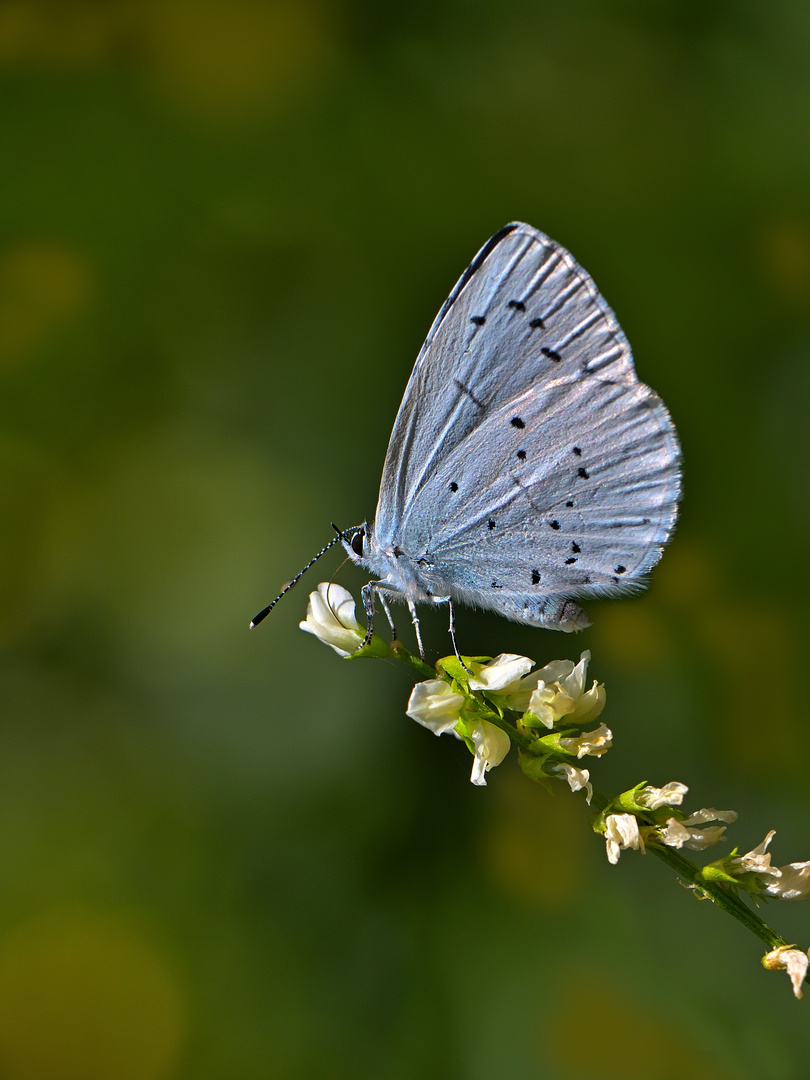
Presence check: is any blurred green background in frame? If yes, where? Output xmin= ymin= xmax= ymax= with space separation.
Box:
xmin=1 ymin=1 xmax=810 ymax=1077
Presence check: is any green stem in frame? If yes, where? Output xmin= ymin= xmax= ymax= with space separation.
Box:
xmin=587 ymin=789 xmax=786 ymax=948
xmin=648 ymin=842 xmax=785 ymax=949
xmin=389 ymin=641 xmax=436 ymax=680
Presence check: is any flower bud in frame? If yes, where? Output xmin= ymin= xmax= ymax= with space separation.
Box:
xmin=299 ymin=583 xmax=365 ymax=656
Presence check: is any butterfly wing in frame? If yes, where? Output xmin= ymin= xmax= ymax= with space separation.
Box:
xmin=373 ymin=223 xmax=681 ymax=628
xmin=400 ymin=370 xmax=679 ymax=626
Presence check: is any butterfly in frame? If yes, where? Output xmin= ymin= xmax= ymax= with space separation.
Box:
xmin=253 ymin=222 xmax=681 ymax=657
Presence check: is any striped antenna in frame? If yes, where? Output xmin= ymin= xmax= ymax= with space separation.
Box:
xmin=249 ymin=531 xmax=346 ymax=629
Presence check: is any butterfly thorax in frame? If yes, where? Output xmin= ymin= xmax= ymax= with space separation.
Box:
xmin=343 ymin=523 xmax=440 ymax=604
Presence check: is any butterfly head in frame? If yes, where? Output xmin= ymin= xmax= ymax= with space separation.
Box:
xmin=341 ymin=523 xmax=369 ymax=565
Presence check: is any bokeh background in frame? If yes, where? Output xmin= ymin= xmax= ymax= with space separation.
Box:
xmin=1 ymin=1 xmax=810 ymax=1077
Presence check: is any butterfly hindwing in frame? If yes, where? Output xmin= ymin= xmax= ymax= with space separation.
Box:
xmin=402 ymin=373 xmax=678 ymax=604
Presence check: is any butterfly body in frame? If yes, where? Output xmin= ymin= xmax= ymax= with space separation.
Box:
xmin=342 ymin=222 xmax=681 ymax=645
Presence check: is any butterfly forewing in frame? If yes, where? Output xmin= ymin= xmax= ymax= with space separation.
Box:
xmin=374 ymin=223 xmax=642 ymax=546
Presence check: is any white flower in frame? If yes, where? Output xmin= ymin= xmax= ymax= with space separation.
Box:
xmin=604 ymin=813 xmax=643 ymax=865
xmin=727 ymin=831 xmax=780 ymax=879
xmin=468 ymin=652 xmax=605 ymax=732
xmin=723 ymin=833 xmax=810 ymax=898
xmin=637 ymin=781 xmax=689 ymax=811
xmin=764 ymin=862 xmax=810 ymax=900
xmin=762 ymin=945 xmax=809 ymax=999
xmin=299 ymin=583 xmax=364 ymax=656
xmin=523 ymin=651 xmax=606 ymax=729
xmin=559 ymin=723 xmax=613 ymax=759
xmin=468 ymin=720 xmax=511 ymax=786
xmin=406 ymin=681 xmax=509 ymax=787
xmin=658 ymin=809 xmax=736 ymax=851
xmin=468 ymin=654 xmax=534 ymax=693
xmin=553 ymin=763 xmax=593 ymax=804
xmin=406 ymin=680 xmax=465 ymax=735
xmin=501 ymin=658 xmax=574 ymax=713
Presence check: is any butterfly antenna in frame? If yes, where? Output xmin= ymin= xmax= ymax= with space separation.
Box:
xmin=323 ymin=554 xmax=355 ymax=630
xmin=249 ymin=533 xmax=345 ymax=629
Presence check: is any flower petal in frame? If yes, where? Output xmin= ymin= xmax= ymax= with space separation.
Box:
xmin=468 ymin=653 xmax=534 ymax=692
xmin=554 ymin=763 xmax=593 ymax=804
xmin=682 ymin=808 xmax=738 ymax=827
xmin=638 ymin=782 xmax=689 ymax=811
xmin=559 ymin=723 xmax=613 ymax=759
xmin=561 ymin=650 xmax=590 ymax=699
xmin=468 ymin=720 xmax=511 ymax=786
xmin=604 ymin=812 xmax=641 ymax=864
xmin=406 ymin=680 xmax=465 ymax=735
xmin=763 ymin=946 xmax=809 ymax=999
xmin=299 ymin=583 xmax=364 ymax=656
xmin=658 ymin=818 xmax=729 ymax=851
xmin=765 ymin=862 xmax=810 ymax=900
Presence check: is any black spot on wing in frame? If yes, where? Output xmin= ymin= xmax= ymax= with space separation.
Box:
xmin=507 ymin=299 xmax=525 ymax=311
xmin=565 ymin=557 xmax=577 ymax=565
xmin=565 ymin=500 xmax=574 ymax=507
xmin=571 ymin=542 xmax=581 ymax=553
xmin=542 ymin=346 xmax=562 ymax=362
xmin=491 ymin=581 xmax=503 ymax=589
xmin=577 ymin=467 xmax=589 ymax=479
xmin=470 ymin=315 xmax=486 ymax=326
xmin=549 ymin=520 xmax=560 ymax=530
xmin=531 ymin=569 xmax=540 ymax=584
xmin=529 ymin=317 xmax=545 ymax=329
xmin=572 ymin=446 xmax=582 ymax=456
xmin=516 ymin=449 xmax=526 ymax=461
xmin=449 ymin=482 xmax=458 ymax=492
xmin=487 ymin=518 xmax=496 ymax=530
xmin=615 ymin=565 xmax=626 ymax=574
xmin=510 ymin=416 xmax=525 ymax=429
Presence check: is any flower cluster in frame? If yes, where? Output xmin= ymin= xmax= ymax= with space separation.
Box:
xmin=407 ymin=649 xmax=608 ymax=788
xmin=298 ymin=583 xmax=608 ymax=789
xmin=592 ymin=778 xmax=739 ymax=865
xmin=299 ymin=583 xmax=810 ymax=1000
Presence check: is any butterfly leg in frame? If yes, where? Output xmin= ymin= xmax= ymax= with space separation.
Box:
xmin=359 ymin=582 xmax=401 ymax=651
xmin=359 ymin=582 xmax=378 ymax=650
xmin=447 ymin=597 xmax=469 ymax=673
xmin=378 ymin=593 xmax=398 ymax=641
xmin=439 ymin=596 xmax=472 ymax=675
xmin=405 ymin=597 xmax=426 ymax=659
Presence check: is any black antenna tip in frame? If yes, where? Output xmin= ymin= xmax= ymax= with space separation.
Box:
xmin=249 ymin=606 xmax=272 ymax=629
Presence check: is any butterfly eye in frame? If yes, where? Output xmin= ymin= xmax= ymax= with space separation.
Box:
xmin=351 ymin=530 xmax=365 ymax=557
